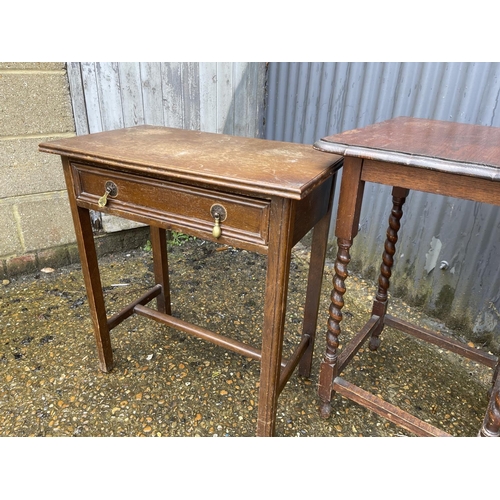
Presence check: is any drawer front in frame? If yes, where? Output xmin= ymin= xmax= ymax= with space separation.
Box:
xmin=72 ymin=163 xmax=270 ymax=247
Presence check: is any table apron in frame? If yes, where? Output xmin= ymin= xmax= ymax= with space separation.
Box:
xmin=71 ymin=162 xmax=271 ymax=252
xmin=361 ymin=159 xmax=500 ymax=206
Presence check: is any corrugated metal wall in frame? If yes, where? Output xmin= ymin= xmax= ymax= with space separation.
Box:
xmin=265 ymin=62 xmax=500 ymax=353
xmin=66 ymin=62 xmax=267 ymax=232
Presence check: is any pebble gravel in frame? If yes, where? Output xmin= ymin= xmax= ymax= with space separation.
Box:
xmin=0 ymin=235 xmax=495 ymax=437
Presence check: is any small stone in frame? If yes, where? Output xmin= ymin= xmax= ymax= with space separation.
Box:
xmin=195 ymin=413 xmax=202 ymax=421
xmin=135 ymin=393 xmax=143 ymax=400
xmin=2 ymin=279 xmax=10 ymax=286
xmin=143 ymin=426 xmax=152 ymax=432
xmin=41 ymin=267 xmax=55 ymax=273
xmin=220 ymin=390 xmax=228 ymax=395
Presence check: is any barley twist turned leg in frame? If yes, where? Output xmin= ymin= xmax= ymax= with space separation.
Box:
xmin=369 ymin=187 xmax=409 ymax=351
xmin=318 ymin=238 xmax=352 ymax=418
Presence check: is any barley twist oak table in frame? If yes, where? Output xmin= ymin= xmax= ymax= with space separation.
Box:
xmin=39 ymin=126 xmax=343 ymax=437
xmin=314 ymin=116 xmax=500 ymax=437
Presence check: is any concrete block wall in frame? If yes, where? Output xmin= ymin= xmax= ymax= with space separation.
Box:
xmin=0 ymin=62 xmax=148 ymax=279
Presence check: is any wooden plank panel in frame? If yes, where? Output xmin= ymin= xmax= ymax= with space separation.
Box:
xmin=95 ymin=62 xmax=124 ymax=131
xmin=181 ymin=62 xmax=200 ymax=131
xmin=80 ymin=62 xmax=103 ymax=133
xmin=233 ymin=62 xmax=247 ymax=137
xmin=118 ymin=62 xmax=145 ymax=127
xmin=255 ymin=62 xmax=266 ymax=138
xmin=199 ymin=62 xmax=217 ymax=132
xmin=217 ymin=62 xmax=233 ymax=134
xmin=140 ymin=62 xmax=163 ymax=125
xmin=161 ymin=62 xmax=183 ymax=128
xmin=244 ymin=62 xmax=263 ymax=137
xmin=70 ymin=62 xmax=266 ymax=140
xmin=66 ymin=63 xmax=89 ymax=135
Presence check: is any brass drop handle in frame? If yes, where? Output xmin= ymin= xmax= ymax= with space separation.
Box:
xmin=210 ymin=203 xmax=227 ymax=239
xmin=98 ymin=189 xmax=111 ymax=208
xmin=212 ymin=214 xmax=222 ymax=238
xmin=98 ymin=181 xmax=118 ymax=208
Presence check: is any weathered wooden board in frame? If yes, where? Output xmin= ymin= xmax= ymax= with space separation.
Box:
xmin=65 ymin=62 xmax=267 ymax=232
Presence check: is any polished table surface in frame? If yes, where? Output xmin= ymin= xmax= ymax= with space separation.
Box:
xmin=41 ymin=125 xmax=338 ymax=200
xmin=40 ymin=126 xmax=343 ymax=436
xmin=316 ymin=116 xmax=500 ymax=173
xmin=314 ymin=117 xmax=500 ymax=437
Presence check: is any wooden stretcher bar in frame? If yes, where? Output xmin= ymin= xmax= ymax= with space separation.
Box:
xmin=333 ymin=376 xmax=451 ymax=437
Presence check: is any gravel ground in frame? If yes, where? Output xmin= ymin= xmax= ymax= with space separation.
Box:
xmin=0 ymin=234 xmax=495 ymax=437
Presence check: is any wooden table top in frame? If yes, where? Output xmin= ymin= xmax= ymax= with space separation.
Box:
xmin=314 ymin=117 xmax=500 ymax=181
xmin=39 ymin=125 xmax=342 ymax=200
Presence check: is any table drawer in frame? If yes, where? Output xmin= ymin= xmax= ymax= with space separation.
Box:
xmin=71 ymin=163 xmax=270 ymax=247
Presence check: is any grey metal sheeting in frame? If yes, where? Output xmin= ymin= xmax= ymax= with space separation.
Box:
xmin=265 ymin=62 xmax=500 ymax=353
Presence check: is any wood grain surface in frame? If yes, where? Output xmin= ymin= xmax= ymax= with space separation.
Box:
xmin=315 ymin=117 xmax=500 ymax=179
xmin=40 ymin=125 xmax=342 ymax=199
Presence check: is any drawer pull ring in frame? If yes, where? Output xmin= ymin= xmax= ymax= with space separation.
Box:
xmin=98 ymin=181 xmax=118 ymax=208
xmin=210 ymin=204 xmax=227 ymax=239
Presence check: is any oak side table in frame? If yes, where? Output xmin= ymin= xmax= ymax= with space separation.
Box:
xmin=39 ymin=126 xmax=342 ymax=437
xmin=314 ymin=117 xmax=500 ymax=437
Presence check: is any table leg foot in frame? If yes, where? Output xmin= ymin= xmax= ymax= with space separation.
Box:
xmin=94 ymin=324 xmax=114 ymax=373
xmin=479 ymin=387 xmax=500 ymax=437
xmin=98 ymin=359 xmax=114 ymax=373
xmin=369 ymin=336 xmax=381 ymax=351
xmin=320 ymin=401 xmax=333 ymax=419
xmin=488 ymin=363 xmax=500 ymax=399
xmin=319 ymin=359 xmax=337 ymax=418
